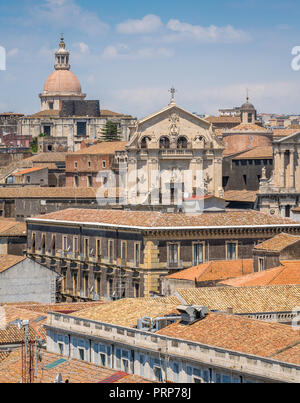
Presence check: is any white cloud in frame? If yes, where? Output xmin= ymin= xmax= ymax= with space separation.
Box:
xmin=102 ymin=43 xmax=173 ymax=60
xmin=78 ymin=42 xmax=89 ymax=54
xmin=165 ymin=19 xmax=250 ymax=43
xmin=116 ymin=14 xmax=162 ymax=35
xmin=7 ymin=48 xmax=19 ymax=58
xmin=34 ymin=0 xmax=109 ymax=35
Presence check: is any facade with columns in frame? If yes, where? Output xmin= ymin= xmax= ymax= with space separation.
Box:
xmin=257 ymin=131 xmax=300 ymax=217
xmin=125 ymin=98 xmax=225 ymax=206
xmin=18 ymin=37 xmax=136 ymax=151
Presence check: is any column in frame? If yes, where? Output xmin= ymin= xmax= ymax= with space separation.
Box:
xmin=290 ymin=150 xmax=295 ymax=189
xmin=280 ymin=150 xmax=285 ymax=188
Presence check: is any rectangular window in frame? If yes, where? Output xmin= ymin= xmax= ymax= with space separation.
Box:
xmin=88 ymin=175 xmax=93 ymax=187
xmin=168 ymin=243 xmax=179 ymax=267
xmin=58 ymin=342 xmax=64 ymax=356
xmin=41 ymin=234 xmax=46 ymax=255
xmin=259 ymin=258 xmax=264 ymax=272
xmin=122 ymin=359 xmax=129 ymax=373
xmin=227 ymin=242 xmax=237 ymax=260
xmin=134 ymin=243 xmax=141 ymax=267
xmin=96 ymin=239 xmax=101 ymax=259
xmin=78 ymin=348 xmax=85 ymax=361
xmin=74 ymin=161 xmax=78 ymax=169
xmin=121 ymin=241 xmax=127 ymax=260
xmin=73 ymin=237 xmax=79 ymax=255
xmin=100 ymin=353 xmax=106 ymax=367
xmin=32 ymin=233 xmax=36 ymax=253
xmin=193 ymin=243 xmax=204 ymax=266
xmin=84 ymin=238 xmax=89 ymax=258
xmin=77 ymin=122 xmax=87 ymax=137
xmin=95 ymin=275 xmax=101 ymax=296
xmin=74 ymin=175 xmax=79 ymax=187
xmin=51 ymin=235 xmax=56 ymax=256
xmin=154 ymin=367 xmax=163 ymax=382
xmin=102 ymin=161 xmax=106 ymax=169
xmin=63 ymin=236 xmax=68 ymax=252
xmin=73 ymin=272 xmax=78 ymax=294
xmin=108 ymin=240 xmax=114 ymax=263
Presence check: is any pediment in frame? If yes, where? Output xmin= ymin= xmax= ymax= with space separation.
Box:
xmin=276 ymin=131 xmax=300 ymax=144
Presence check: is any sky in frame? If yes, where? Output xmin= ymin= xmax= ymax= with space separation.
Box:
xmin=1 ymin=0 xmax=300 ymax=117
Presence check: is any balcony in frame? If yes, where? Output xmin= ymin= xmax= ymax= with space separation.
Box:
xmin=160 ymin=149 xmax=193 ymax=158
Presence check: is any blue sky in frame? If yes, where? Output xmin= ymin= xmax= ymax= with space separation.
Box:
xmin=1 ymin=0 xmax=300 ymax=117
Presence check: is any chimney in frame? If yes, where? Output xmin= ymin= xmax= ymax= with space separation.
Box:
xmin=227 ymin=307 xmax=234 ymax=315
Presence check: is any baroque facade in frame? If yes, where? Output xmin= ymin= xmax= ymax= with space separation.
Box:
xmin=125 ymin=97 xmax=224 ymax=206
xmin=257 ymin=131 xmax=300 ymax=217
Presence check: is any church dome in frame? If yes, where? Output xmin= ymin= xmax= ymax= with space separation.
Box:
xmin=240 ymin=102 xmax=255 ymax=111
xmin=43 ymin=69 xmax=82 ymax=95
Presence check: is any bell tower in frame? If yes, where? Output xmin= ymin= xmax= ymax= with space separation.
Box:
xmin=54 ymin=35 xmax=70 ymax=71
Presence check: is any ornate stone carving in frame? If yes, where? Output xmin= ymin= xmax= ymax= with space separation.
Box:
xmin=169 ymin=112 xmax=180 ymax=137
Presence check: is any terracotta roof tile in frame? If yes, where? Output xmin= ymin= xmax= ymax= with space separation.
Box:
xmin=157 ymin=313 xmax=300 ymax=364
xmin=254 ymin=233 xmax=300 ymax=252
xmin=71 ymin=141 xmax=127 ymax=155
xmin=175 ymin=285 xmax=300 ymax=313
xmin=205 ymin=116 xmax=241 ymax=124
xmin=0 ymin=255 xmax=26 ymax=274
xmin=74 ymin=297 xmax=180 ymax=327
xmin=0 ymin=349 xmax=152 ymax=383
xmin=232 ymin=146 xmax=273 ymax=160
xmin=0 ymin=187 xmax=98 ymax=199
xmin=225 ymin=123 xmax=270 ymax=133
xmin=0 ymin=221 xmax=26 ymax=237
xmin=220 ymin=261 xmax=300 ymax=287
xmin=166 ymin=260 xmax=253 ymax=282
xmin=14 ymin=167 xmax=46 ymax=176
xmin=30 ymin=209 xmax=300 ymax=229
xmin=224 ymin=190 xmax=257 ymax=203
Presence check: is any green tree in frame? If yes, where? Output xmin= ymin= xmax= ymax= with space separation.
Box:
xmin=101 ymin=121 xmax=122 ymax=142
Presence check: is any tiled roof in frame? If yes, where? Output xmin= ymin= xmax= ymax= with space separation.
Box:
xmin=219 ymin=261 xmax=300 ymax=287
xmin=13 ymin=167 xmax=46 ymax=176
xmin=30 ymin=209 xmax=300 ymax=229
xmin=74 ymin=297 xmax=180 ymax=327
xmin=0 ymin=255 xmax=26 ymax=274
xmin=273 ymin=128 xmax=300 ymax=137
xmin=0 ymin=187 xmax=98 ymax=199
xmin=224 ymin=190 xmax=257 ymax=203
xmin=157 ymin=313 xmax=300 ymax=364
xmin=71 ymin=141 xmax=127 ymax=155
xmin=21 ymin=301 xmax=107 ymax=314
xmin=254 ymin=233 xmax=300 ymax=252
xmin=0 ymin=305 xmax=47 ymax=340
xmin=0 ymin=351 xmax=10 ymax=363
xmin=0 ymin=325 xmax=38 ymax=345
xmin=232 ymin=146 xmax=273 ymax=160
xmin=0 ymin=349 xmax=152 ymax=383
xmin=205 ymin=116 xmax=241 ymax=124
xmin=23 ymin=153 xmax=67 ymax=164
xmin=0 ymin=220 xmax=26 ymax=237
xmin=28 ymin=110 xmax=60 ymax=118
xmin=175 ymin=285 xmax=300 ymax=314
xmin=100 ymin=110 xmax=125 ymax=117
xmin=166 ymin=260 xmax=253 ymax=283
xmin=226 ymin=123 xmax=270 ymax=133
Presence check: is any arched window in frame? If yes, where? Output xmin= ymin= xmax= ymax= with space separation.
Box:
xmin=177 ymin=136 xmax=188 ymax=149
xmin=159 ymin=137 xmax=170 ymax=149
xmin=141 ymin=136 xmax=151 ymax=149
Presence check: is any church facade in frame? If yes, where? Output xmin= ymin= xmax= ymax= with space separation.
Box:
xmin=123 ymin=95 xmax=225 ymax=206
xmin=18 ymin=37 xmax=136 ymax=151
xmin=257 ymin=131 xmax=300 ymax=217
